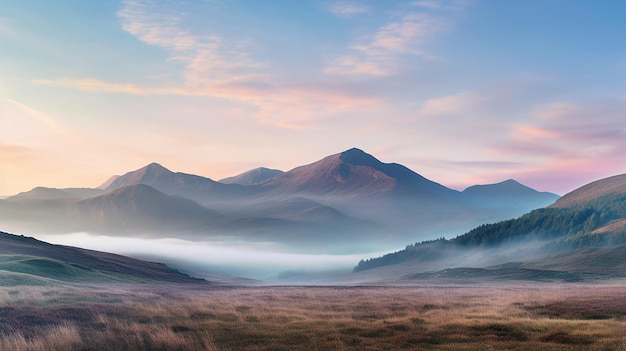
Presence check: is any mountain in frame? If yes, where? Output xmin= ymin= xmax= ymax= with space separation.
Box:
xmin=105 ymin=163 xmax=247 ymax=205
xmin=1 ymin=148 xmax=560 ymax=253
xmin=219 ymin=167 xmax=283 ymax=185
xmin=353 ymin=172 xmax=626 ymax=279
xmin=261 ymin=148 xmax=456 ymax=197
xmin=73 ymin=184 xmax=224 ymax=234
xmin=97 ymin=175 xmax=120 ymax=190
xmin=0 ymin=230 xmax=203 ymax=285
xmin=461 ymin=179 xmax=559 ymax=211
xmin=8 ymin=187 xmax=105 ymax=202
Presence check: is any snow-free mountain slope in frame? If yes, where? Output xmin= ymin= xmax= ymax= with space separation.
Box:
xmin=7 ymin=187 xmax=105 ymax=202
xmin=7 ymin=187 xmax=76 ymax=201
xmin=105 ymin=162 xmax=247 ymax=204
xmin=261 ymin=148 xmax=457 ymax=197
xmin=97 ymin=175 xmax=120 ymax=190
xmin=461 ymin=179 xmax=559 ymax=210
xmin=550 ymin=173 xmax=626 ymax=208
xmin=76 ymin=184 xmax=223 ymax=233
xmin=219 ymin=167 xmax=283 ymax=185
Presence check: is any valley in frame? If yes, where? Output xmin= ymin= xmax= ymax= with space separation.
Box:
xmin=2 ymin=158 xmax=626 ymax=351
xmin=0 ymin=148 xmax=559 ymax=278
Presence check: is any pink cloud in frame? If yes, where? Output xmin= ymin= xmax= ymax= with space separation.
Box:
xmin=488 ymin=98 xmax=626 ymax=192
xmin=416 ymin=92 xmax=481 ymax=117
xmin=32 ymin=0 xmax=382 ymax=130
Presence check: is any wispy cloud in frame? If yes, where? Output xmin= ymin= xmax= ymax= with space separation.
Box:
xmin=118 ymin=0 xmax=262 ymax=86
xmin=416 ymin=92 xmax=484 ymax=117
xmin=33 ymin=78 xmax=155 ymax=95
xmin=413 ymin=0 xmax=471 ymax=11
xmin=30 ymin=0 xmax=381 ymax=129
xmin=506 ymin=101 xmax=626 ymax=157
xmin=1 ymin=97 xmax=71 ymax=136
xmin=0 ymin=144 xmax=34 ymax=162
xmin=486 ymin=98 xmax=626 ymax=192
xmin=325 ymin=12 xmax=449 ymax=76
xmin=327 ymin=2 xmax=370 ymax=16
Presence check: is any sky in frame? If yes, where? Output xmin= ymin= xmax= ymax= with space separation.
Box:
xmin=2 ymin=0 xmax=626 ymax=196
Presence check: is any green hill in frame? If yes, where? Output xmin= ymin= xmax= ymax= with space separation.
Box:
xmin=0 ymin=231 xmax=205 ymax=285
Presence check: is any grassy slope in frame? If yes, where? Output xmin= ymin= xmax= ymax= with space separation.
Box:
xmin=0 ymin=231 xmax=204 ymax=285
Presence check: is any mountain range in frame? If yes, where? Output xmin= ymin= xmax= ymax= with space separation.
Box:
xmin=0 ymin=148 xmax=558 ymax=252
xmin=353 ymin=171 xmax=626 ymax=282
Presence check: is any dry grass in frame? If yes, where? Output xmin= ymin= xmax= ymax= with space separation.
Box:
xmin=1 ymin=282 xmax=626 ymax=350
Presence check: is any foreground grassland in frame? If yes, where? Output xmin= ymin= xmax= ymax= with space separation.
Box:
xmin=1 ymin=282 xmax=626 ymax=350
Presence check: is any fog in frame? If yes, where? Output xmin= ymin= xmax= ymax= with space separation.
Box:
xmin=37 ymin=232 xmax=390 ymax=281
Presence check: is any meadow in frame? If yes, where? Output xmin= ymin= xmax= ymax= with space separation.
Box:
xmin=1 ymin=282 xmax=626 ymax=350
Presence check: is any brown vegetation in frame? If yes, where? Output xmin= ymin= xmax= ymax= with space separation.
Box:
xmin=1 ymin=282 xmax=626 ymax=350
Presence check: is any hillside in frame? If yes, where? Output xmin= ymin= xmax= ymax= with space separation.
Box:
xmin=74 ymin=184 xmax=224 ymax=234
xmin=0 ymin=231 xmax=204 ymax=285
xmin=550 ymin=174 xmax=626 ymax=208
xmin=355 ymin=172 xmax=626 ymax=275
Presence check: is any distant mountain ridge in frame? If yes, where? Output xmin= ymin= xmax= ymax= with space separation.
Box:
xmin=75 ymin=184 xmax=223 ymax=234
xmin=461 ymin=179 xmax=558 ymax=212
xmin=104 ymin=162 xmax=248 ymax=205
xmin=219 ymin=167 xmax=283 ymax=186
xmin=0 ymin=147 xmax=559 ymax=252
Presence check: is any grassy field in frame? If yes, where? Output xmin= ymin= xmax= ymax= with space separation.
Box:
xmin=1 ymin=282 xmax=626 ymax=350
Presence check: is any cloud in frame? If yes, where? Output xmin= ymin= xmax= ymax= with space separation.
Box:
xmin=31 ymin=0 xmax=381 ymax=130
xmin=0 ymin=144 xmax=35 ymax=162
xmin=118 ymin=0 xmax=262 ymax=86
xmin=413 ymin=0 xmax=471 ymax=11
xmin=506 ymin=101 xmax=626 ymax=157
xmin=416 ymin=92 xmax=482 ymax=117
xmin=0 ymin=97 xmax=71 ymax=137
xmin=486 ymin=98 xmax=626 ymax=192
xmin=33 ymin=78 xmax=153 ymax=95
xmin=327 ymin=2 xmax=370 ymax=16
xmin=325 ymin=13 xmax=449 ymax=76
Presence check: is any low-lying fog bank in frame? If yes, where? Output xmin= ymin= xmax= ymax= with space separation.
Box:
xmin=37 ymin=232 xmax=390 ymax=281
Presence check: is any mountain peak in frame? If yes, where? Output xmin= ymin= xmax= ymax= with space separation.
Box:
xmin=262 ymin=147 xmax=456 ymax=197
xmin=463 ymin=179 xmax=550 ymax=196
xmin=338 ymin=148 xmax=382 ymax=167
xmin=105 ymin=163 xmax=173 ymax=191
xmin=141 ymin=162 xmax=172 ymax=175
xmin=501 ymin=179 xmax=520 ymax=185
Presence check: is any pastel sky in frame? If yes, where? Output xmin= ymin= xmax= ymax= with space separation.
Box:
xmin=2 ymin=0 xmax=626 ymax=196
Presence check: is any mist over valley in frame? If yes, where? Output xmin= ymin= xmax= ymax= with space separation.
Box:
xmin=0 ymin=148 xmax=562 ymax=281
